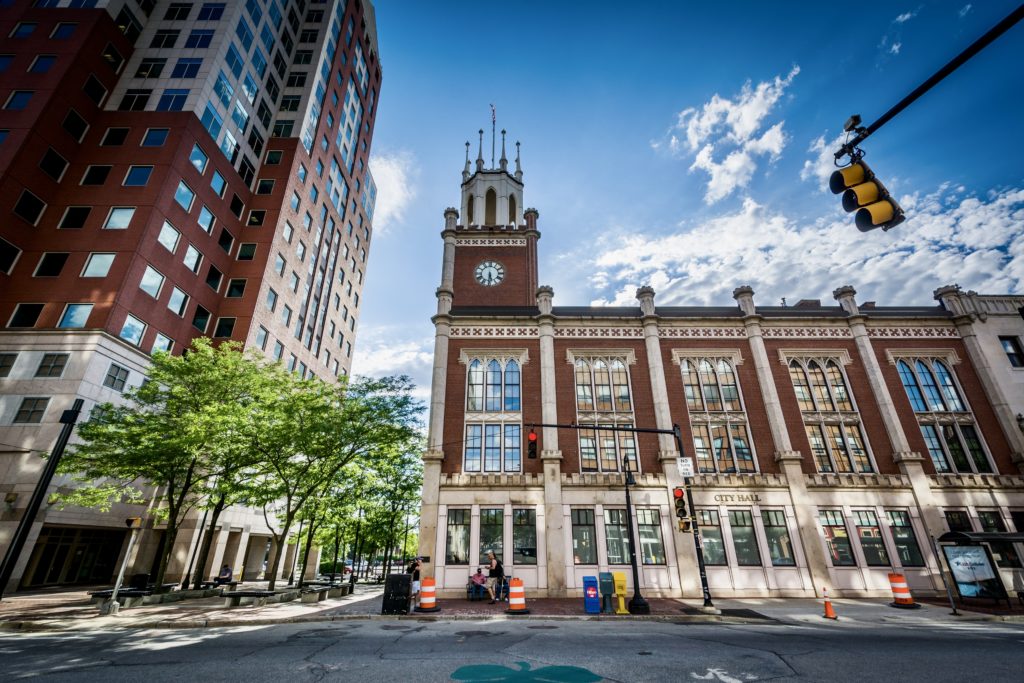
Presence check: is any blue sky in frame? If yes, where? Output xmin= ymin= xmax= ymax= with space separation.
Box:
xmin=354 ymin=1 xmax=1024 ymax=395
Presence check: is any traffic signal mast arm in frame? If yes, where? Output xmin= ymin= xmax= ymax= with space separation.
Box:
xmin=834 ymin=4 xmax=1024 ymax=161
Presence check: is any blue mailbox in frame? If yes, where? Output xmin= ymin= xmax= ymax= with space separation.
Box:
xmin=583 ymin=576 xmax=600 ymax=614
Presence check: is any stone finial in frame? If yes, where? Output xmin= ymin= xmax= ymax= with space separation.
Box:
xmin=476 ymin=129 xmax=484 ymax=172
xmin=444 ymin=207 xmax=458 ymax=230
xmin=462 ymin=142 xmax=471 ymax=181
xmin=499 ymin=129 xmax=508 ymax=171
xmin=514 ymin=141 xmax=522 ymax=181
xmin=832 ymin=285 xmax=858 ymax=315
xmin=536 ymin=285 xmax=554 ymax=315
xmin=732 ymin=286 xmax=756 ymax=316
xmin=524 ymin=208 xmax=539 ymax=230
xmin=636 ymin=286 xmax=656 ymax=316
xmin=934 ymin=284 xmax=966 ymax=315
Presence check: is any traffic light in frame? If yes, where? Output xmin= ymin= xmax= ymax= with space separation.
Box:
xmin=673 ymin=487 xmax=687 ymax=519
xmin=527 ymin=429 xmax=538 ymax=459
xmin=829 ymin=160 xmax=904 ymax=232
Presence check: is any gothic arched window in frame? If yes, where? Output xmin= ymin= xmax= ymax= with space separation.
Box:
xmin=464 ymin=353 xmax=526 ymax=473
xmin=508 ymin=193 xmax=517 ymax=225
xmin=485 ymin=187 xmax=497 ymax=224
xmin=572 ymin=355 xmax=636 ymax=473
xmin=677 ymin=355 xmax=754 ymax=474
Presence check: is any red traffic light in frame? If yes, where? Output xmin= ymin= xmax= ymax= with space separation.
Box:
xmin=672 ymin=487 xmax=685 ymax=499
xmin=528 ymin=430 xmax=537 ymax=442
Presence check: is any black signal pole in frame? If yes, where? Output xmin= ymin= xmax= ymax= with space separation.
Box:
xmin=0 ymin=399 xmax=83 ymax=601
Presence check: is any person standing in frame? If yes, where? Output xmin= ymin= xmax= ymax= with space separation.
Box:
xmin=485 ymin=551 xmax=503 ymax=604
xmin=407 ymin=558 xmax=421 ymax=612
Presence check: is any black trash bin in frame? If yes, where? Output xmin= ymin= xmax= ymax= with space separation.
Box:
xmin=129 ymin=573 xmax=150 ymax=590
xmin=381 ymin=573 xmax=411 ymax=615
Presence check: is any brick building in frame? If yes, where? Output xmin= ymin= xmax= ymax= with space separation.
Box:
xmin=0 ymin=0 xmax=381 ymax=592
xmin=417 ymin=133 xmax=1024 ymax=599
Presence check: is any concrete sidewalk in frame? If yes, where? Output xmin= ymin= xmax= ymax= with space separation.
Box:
xmin=1 ymin=583 xmax=1021 ymax=632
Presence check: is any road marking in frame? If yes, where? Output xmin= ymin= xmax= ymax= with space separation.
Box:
xmin=690 ymin=667 xmax=758 ymax=682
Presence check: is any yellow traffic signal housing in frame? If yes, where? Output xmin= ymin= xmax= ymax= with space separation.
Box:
xmin=829 ymin=160 xmax=904 ymax=232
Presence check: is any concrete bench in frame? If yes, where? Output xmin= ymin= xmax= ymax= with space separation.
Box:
xmin=90 ymin=588 xmax=151 ymax=608
xmin=328 ymin=585 xmax=350 ymax=598
xmin=223 ymin=590 xmax=276 ymax=608
xmin=301 ymin=587 xmax=330 ymax=603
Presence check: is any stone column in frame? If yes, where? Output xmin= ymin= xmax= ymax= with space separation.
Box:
xmin=636 ymin=287 xmax=696 ymax=595
xmin=833 ymin=286 xmax=947 ymax=587
xmin=419 ymin=209 xmax=459 ymax=579
xmin=934 ymin=285 xmax=1024 ymax=473
xmin=537 ymin=285 xmax=566 ymax=596
xmin=733 ymin=286 xmax=832 ymax=596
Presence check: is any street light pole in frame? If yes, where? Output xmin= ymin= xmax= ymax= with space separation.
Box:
xmin=673 ymin=424 xmax=714 ymax=609
xmin=622 ymin=455 xmax=650 ymax=615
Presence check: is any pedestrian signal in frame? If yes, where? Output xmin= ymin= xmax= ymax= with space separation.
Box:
xmin=673 ymin=487 xmax=687 ymax=519
xmin=829 ymin=160 xmax=904 ymax=232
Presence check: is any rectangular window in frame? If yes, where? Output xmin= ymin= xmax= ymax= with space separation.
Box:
xmin=198 ymin=205 xmax=216 ymax=234
xmin=139 ymin=265 xmax=164 ymax=298
xmin=62 ymin=109 xmax=89 ymax=141
xmin=213 ymin=317 xmax=235 ymax=338
xmin=1000 ymin=336 xmax=1024 ymax=368
xmin=853 ymin=510 xmax=890 ymax=566
xmin=174 ymin=181 xmax=195 ymax=212
xmin=82 ymin=74 xmax=107 ymax=106
xmin=119 ymin=314 xmax=146 ymax=346
xmin=728 ymin=510 xmax=762 ymax=566
xmin=5 ymin=90 xmax=33 ymax=110
xmin=57 ymin=303 xmax=91 ymax=328
xmin=33 ymin=252 xmax=68 ymax=277
xmin=13 ymin=190 xmax=45 ymax=225
xmin=171 ymin=57 xmax=202 ymax=78
xmin=164 ymin=2 xmax=191 ymax=20
xmin=211 ymin=170 xmax=226 ymax=196
xmin=886 ymin=510 xmax=924 ymax=567
xmin=14 ymin=397 xmax=49 ymax=424
xmin=512 ymin=509 xmax=537 ymax=566
xmin=571 ymin=509 xmax=597 ymax=565
xmin=445 ymin=509 xmax=470 ymax=565
xmin=0 ymin=353 xmax=16 ymax=378
xmin=604 ymin=509 xmax=630 ymax=565
xmin=103 ymin=207 xmax=135 ymax=229
xmin=35 ymin=353 xmax=69 ymax=378
xmin=11 ymin=22 xmax=37 ymax=39
xmin=8 ymin=303 xmax=44 ymax=328
xmin=59 ymin=206 xmax=91 ymax=229
xmin=198 ymin=3 xmax=224 ymax=20
xmin=190 ymin=144 xmax=209 ymax=174
xmin=226 ymin=279 xmax=245 ymax=297
xmin=479 ymin=508 xmax=504 ymax=564
xmin=255 ymin=325 xmax=269 ymax=350
xmin=820 ymin=510 xmax=856 ymax=566
xmin=51 ymin=22 xmax=77 ymax=39
xmin=192 ymin=305 xmax=211 ymax=333
xmin=157 ymin=221 xmax=180 ymax=253
xmin=82 ymin=165 xmax=111 ymax=185
xmin=638 ymin=509 xmax=666 ymax=565
xmin=167 ymin=287 xmax=189 ymax=316
xmin=123 ymin=165 xmax=153 ymax=186
xmin=150 ymin=29 xmax=179 ymax=48
xmin=0 ymin=236 xmax=19 ymax=274
xmin=29 ymin=55 xmax=56 ymax=73
xmin=978 ymin=511 xmax=1022 ymax=568
xmin=82 ymin=253 xmax=114 ymax=277
xmin=103 ymin=362 xmax=129 ymax=391
xmin=206 ymin=265 xmax=222 ymax=292
xmin=761 ymin=510 xmax=795 ymax=566
xmin=945 ymin=509 xmax=972 ymax=532
xmin=184 ymin=29 xmax=213 ymax=48
xmin=103 ymin=128 xmax=130 ymax=147
xmin=136 ymin=57 xmax=166 ymax=78
xmin=183 ymin=245 xmax=202 ymax=273
xmin=152 ymin=333 xmax=174 ymax=354
xmin=156 ymin=89 xmax=188 ymax=111
xmin=238 ymin=243 xmax=256 ymax=260
xmin=142 ymin=128 xmax=169 ymax=146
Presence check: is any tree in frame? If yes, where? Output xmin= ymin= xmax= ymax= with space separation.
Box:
xmin=57 ymin=339 xmax=272 ymax=587
xmin=248 ymin=374 xmax=422 ymax=589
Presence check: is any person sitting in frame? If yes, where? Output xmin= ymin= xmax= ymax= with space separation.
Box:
xmin=215 ymin=564 xmax=233 ymax=585
xmin=468 ymin=567 xmax=487 ymax=600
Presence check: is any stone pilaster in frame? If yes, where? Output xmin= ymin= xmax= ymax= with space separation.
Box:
xmin=536 ymin=285 xmax=566 ymax=596
xmin=733 ymin=286 xmax=832 ymax=596
xmin=418 ymin=449 xmax=444 ymax=578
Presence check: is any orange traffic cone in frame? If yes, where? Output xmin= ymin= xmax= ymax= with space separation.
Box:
xmin=887 ymin=572 xmax=921 ymax=609
xmin=414 ymin=577 xmax=441 ymax=613
xmin=505 ymin=578 xmax=530 ymax=615
xmin=822 ymin=586 xmax=838 ymax=620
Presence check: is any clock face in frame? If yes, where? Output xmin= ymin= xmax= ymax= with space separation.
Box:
xmin=474 ymin=260 xmax=505 ymax=286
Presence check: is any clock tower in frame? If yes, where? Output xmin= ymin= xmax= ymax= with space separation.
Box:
xmin=437 ymin=129 xmax=539 ymax=309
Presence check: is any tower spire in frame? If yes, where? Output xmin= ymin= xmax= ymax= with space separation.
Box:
xmin=476 ymin=129 xmax=484 ymax=172
xmin=514 ymin=141 xmax=522 ymax=181
xmin=499 ymin=129 xmax=508 ymax=171
xmin=463 ymin=141 xmax=471 ymax=181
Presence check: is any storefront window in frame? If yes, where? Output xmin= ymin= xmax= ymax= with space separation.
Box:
xmin=820 ymin=510 xmax=856 ymax=566
xmin=445 ymin=509 xmax=469 ymax=565
xmin=854 ymin=510 xmax=890 ymax=566
xmin=512 ymin=509 xmax=537 ymax=565
xmin=761 ymin=510 xmax=795 ymax=566
xmin=638 ymin=509 xmax=666 ymax=565
xmin=604 ymin=509 xmax=630 ymax=565
xmin=571 ymin=509 xmax=597 ymax=564
xmin=479 ymin=508 xmax=504 ymax=564
xmin=885 ymin=510 xmax=924 ymax=567
xmin=698 ymin=510 xmax=726 ymax=565
xmin=978 ymin=511 xmax=1022 ymax=568
xmin=728 ymin=510 xmax=761 ymax=566
xmin=944 ymin=510 xmax=972 ymax=532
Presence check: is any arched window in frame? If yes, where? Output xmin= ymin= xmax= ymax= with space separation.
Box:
xmin=897 ymin=360 xmax=926 ymax=411
xmin=679 ymin=356 xmax=753 ymax=474
xmin=610 ymin=360 xmax=631 ymax=411
xmin=466 ymin=195 xmax=475 ymax=224
xmin=593 ymin=360 xmax=612 ymax=411
xmin=789 ymin=361 xmax=815 ymax=411
xmin=467 ymin=359 xmax=483 ymax=411
xmin=807 ymin=361 xmax=834 ymax=411
xmin=915 ymin=360 xmax=946 ymax=411
xmin=698 ymin=360 xmax=722 ymax=410
xmin=484 ymin=187 xmax=497 ymax=224
xmin=503 ymin=360 xmax=520 ymax=411
xmin=508 ymin=193 xmax=517 ymax=224
xmin=681 ymin=361 xmax=703 ymax=411
xmin=826 ymin=361 xmax=852 ymax=410
xmin=575 ymin=359 xmax=593 ymax=411
xmin=485 ymin=359 xmax=502 ymax=411
xmin=572 ymin=354 xmax=636 ymax=473
xmin=932 ymin=361 xmax=964 ymax=411
xmin=717 ymin=359 xmax=740 ymax=411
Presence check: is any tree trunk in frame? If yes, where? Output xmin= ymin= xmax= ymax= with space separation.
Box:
xmin=192 ymin=494 xmax=226 ymax=589
xmin=331 ymin=525 xmax=342 ymax=580
xmin=154 ymin=521 xmax=178 ymax=588
xmin=298 ymin=515 xmax=319 ymax=588
xmin=363 ymin=545 xmax=376 ymax=580
xmin=265 ymin=516 xmax=293 ymax=591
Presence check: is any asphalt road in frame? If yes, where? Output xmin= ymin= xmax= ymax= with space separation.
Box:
xmin=2 ymin=617 xmax=1022 ymax=682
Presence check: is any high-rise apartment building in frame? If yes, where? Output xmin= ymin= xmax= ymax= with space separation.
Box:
xmin=0 ymin=0 xmax=381 ymax=592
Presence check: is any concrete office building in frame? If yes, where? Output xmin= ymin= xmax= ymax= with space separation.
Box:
xmin=417 ymin=134 xmax=1024 ymax=599
xmin=0 ymin=0 xmax=381 ymax=592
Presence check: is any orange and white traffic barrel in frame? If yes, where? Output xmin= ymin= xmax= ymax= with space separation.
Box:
xmin=414 ymin=577 xmax=441 ymax=613
xmin=887 ymin=572 xmax=920 ymax=609
xmin=505 ymin=578 xmax=530 ymax=615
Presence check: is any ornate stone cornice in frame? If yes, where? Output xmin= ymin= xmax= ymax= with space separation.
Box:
xmin=564 ymin=348 xmax=638 ymax=365
xmin=761 ymin=327 xmax=852 ymax=339
xmin=659 ymin=327 xmax=746 ymax=339
xmin=450 ymin=326 xmax=539 ymax=338
xmin=776 ymin=348 xmax=853 ymax=365
xmin=884 ymin=348 xmax=962 ymax=365
xmin=454 ymin=237 xmax=528 ymax=246
xmin=457 ymin=348 xmax=530 ymax=365
xmin=670 ymin=348 xmax=745 ymax=366
xmin=868 ymin=327 xmax=959 ymax=339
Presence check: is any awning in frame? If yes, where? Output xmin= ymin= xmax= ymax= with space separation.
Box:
xmin=938 ymin=531 xmax=1024 ymax=544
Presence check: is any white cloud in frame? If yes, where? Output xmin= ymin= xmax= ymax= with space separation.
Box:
xmin=661 ymin=67 xmax=800 ymax=204
xmin=350 ymin=326 xmax=434 ymax=402
xmin=800 ymin=132 xmax=847 ymax=189
xmin=580 ymin=184 xmax=1024 ymax=309
xmin=959 ymin=4 xmax=972 ymax=18
xmin=368 ymin=150 xmax=418 ymax=233
xmin=889 ymin=41 xmax=902 ymax=55
xmin=894 ymin=11 xmax=917 ymax=23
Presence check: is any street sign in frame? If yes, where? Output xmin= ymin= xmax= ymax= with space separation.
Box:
xmin=677 ymin=456 xmax=694 ymax=478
